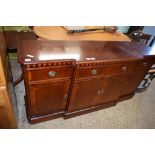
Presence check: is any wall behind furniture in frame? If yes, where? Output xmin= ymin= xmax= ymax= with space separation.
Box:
xmin=3 ymin=26 xmax=29 ymax=31
xmin=143 ymin=26 xmax=155 ymax=44
xmin=117 ymin=26 xmax=130 ymax=33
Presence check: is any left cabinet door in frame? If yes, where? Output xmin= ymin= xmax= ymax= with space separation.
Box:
xmin=28 ymin=80 xmax=71 ymax=116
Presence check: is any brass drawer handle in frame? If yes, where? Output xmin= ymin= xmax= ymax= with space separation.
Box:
xmin=48 ymin=71 xmax=56 ymax=77
xmin=143 ymin=62 xmax=148 ymax=67
xmin=122 ymin=66 xmax=127 ymax=71
xmin=91 ymin=69 xmax=97 ymax=75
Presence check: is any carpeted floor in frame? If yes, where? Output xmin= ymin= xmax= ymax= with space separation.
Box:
xmin=10 ymin=59 xmax=155 ymax=129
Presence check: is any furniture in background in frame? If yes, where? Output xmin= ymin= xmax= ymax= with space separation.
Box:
xmin=18 ymin=40 xmax=155 ymax=124
xmin=3 ymin=28 xmax=38 ymax=87
xmin=129 ymin=30 xmax=155 ymax=92
xmin=150 ymin=36 xmax=155 ymax=47
xmin=129 ymin=30 xmax=152 ymax=44
xmin=4 ymin=31 xmax=37 ymax=50
xmin=139 ymin=64 xmax=155 ymax=91
xmin=64 ymin=26 xmax=118 ymax=34
xmin=0 ymin=27 xmax=17 ymax=128
xmin=126 ymin=26 xmax=144 ymax=35
xmin=33 ymin=26 xmax=131 ymax=41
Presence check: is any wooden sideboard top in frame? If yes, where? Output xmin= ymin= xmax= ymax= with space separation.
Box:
xmin=18 ymin=40 xmax=155 ymax=64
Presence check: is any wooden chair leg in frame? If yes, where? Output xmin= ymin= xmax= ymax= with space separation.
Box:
xmin=136 ymin=73 xmax=155 ymax=93
xmin=13 ymin=74 xmax=24 ymax=87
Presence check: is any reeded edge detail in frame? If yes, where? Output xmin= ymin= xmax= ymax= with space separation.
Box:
xmin=23 ymin=59 xmax=151 ymax=68
xmin=24 ymin=61 xmax=75 ymax=68
xmin=76 ymin=59 xmax=146 ymax=67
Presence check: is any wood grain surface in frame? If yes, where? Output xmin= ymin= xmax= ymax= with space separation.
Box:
xmin=18 ymin=40 xmax=155 ymax=123
xmin=0 ymin=29 xmax=17 ymax=128
xmin=33 ymin=26 xmax=131 ymax=41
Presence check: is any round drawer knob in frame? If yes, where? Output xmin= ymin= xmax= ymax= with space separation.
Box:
xmin=122 ymin=66 xmax=127 ymax=71
xmin=91 ymin=69 xmax=97 ymax=75
xmin=97 ymin=90 xmax=101 ymax=95
xmin=48 ymin=71 xmax=56 ymax=77
xmin=97 ymin=89 xmax=104 ymax=95
xmin=100 ymin=89 xmax=104 ymax=94
xmin=64 ymin=94 xmax=68 ymax=100
xmin=143 ymin=62 xmax=148 ymax=67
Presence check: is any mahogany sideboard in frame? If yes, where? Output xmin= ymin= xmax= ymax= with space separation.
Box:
xmin=17 ymin=40 xmax=155 ymax=124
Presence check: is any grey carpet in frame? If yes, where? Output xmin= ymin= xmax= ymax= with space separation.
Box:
xmin=10 ymin=59 xmax=155 ymax=129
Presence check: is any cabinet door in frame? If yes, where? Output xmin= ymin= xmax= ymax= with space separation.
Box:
xmin=121 ymin=70 xmax=147 ymax=96
xmin=95 ymin=75 xmax=126 ymax=104
xmin=68 ymin=78 xmax=101 ymax=112
xmin=68 ymin=75 xmax=125 ymax=112
xmin=29 ymin=80 xmax=71 ymax=116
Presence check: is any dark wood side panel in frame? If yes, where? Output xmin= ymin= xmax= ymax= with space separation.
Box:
xmin=0 ymin=27 xmax=17 ymax=128
xmin=121 ymin=70 xmax=149 ymax=96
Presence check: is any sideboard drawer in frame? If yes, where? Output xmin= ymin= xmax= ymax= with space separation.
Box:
xmin=75 ymin=63 xmax=137 ymax=79
xmin=136 ymin=60 xmax=153 ymax=70
xmin=28 ymin=67 xmax=73 ymax=81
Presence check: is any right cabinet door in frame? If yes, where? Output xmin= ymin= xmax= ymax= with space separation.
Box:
xmin=68 ymin=75 xmax=126 ymax=112
xmin=121 ymin=70 xmax=148 ymax=96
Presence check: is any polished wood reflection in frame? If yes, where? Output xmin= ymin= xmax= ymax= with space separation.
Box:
xmin=18 ymin=40 xmax=155 ymax=65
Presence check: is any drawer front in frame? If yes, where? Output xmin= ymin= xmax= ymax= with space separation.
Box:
xmin=75 ymin=63 xmax=137 ymax=79
xmin=136 ymin=60 xmax=153 ymax=70
xmin=28 ymin=67 xmax=73 ymax=81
